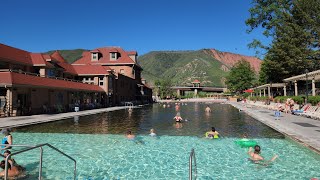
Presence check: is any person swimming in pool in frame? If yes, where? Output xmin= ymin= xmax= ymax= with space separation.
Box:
xmin=206 ymin=127 xmax=219 ymax=138
xmin=248 ymin=145 xmax=278 ymax=164
xmin=205 ymin=105 xmax=212 ymax=113
xmin=126 ymin=130 xmax=135 ymax=140
xmin=3 ymin=150 xmax=17 ymax=167
xmin=0 ymin=160 xmax=25 ymax=178
xmin=173 ymin=113 xmax=183 ymax=122
xmin=149 ymin=129 xmax=156 ymax=137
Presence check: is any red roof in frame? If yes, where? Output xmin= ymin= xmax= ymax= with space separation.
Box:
xmin=51 ymin=51 xmax=67 ymax=63
xmin=30 ymin=53 xmax=46 ymax=66
xmin=72 ymin=65 xmax=111 ymax=75
xmin=0 ymin=43 xmax=33 ymax=65
xmin=127 ymin=51 xmax=137 ymax=55
xmin=42 ymin=54 xmax=51 ymax=60
xmin=192 ymin=79 xmax=200 ymax=83
xmin=90 ymin=50 xmax=100 ymax=53
xmin=57 ymin=62 xmax=77 ymax=75
xmin=0 ymin=71 xmax=104 ymax=92
xmin=72 ymin=47 xmax=137 ymax=65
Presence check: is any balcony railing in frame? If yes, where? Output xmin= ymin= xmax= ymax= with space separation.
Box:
xmin=0 ymin=69 xmax=86 ymax=84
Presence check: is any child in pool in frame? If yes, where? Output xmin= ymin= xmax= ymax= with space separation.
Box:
xmin=149 ymin=129 xmax=156 ymax=137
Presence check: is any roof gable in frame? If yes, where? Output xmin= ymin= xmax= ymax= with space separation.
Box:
xmin=51 ymin=51 xmax=67 ymax=63
xmin=72 ymin=47 xmax=136 ymax=65
xmin=0 ymin=43 xmax=33 ymax=65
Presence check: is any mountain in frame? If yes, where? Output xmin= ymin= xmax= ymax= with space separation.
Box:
xmin=46 ymin=49 xmax=87 ymax=64
xmin=209 ymin=49 xmax=261 ymax=72
xmin=45 ymin=48 xmax=261 ymax=87
xmin=138 ymin=49 xmax=261 ymax=87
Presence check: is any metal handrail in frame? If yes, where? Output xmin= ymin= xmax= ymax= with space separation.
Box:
xmin=1 ymin=143 xmax=76 ymax=180
xmin=189 ymin=148 xmax=197 ymax=180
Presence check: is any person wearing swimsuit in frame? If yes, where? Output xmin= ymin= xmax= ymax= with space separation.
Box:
xmin=206 ymin=127 xmax=219 ymax=139
xmin=248 ymin=145 xmax=278 ymax=165
xmin=1 ymin=128 xmax=12 ymax=153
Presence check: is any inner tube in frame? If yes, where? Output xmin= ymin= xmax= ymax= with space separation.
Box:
xmin=205 ymin=132 xmax=219 ymax=139
xmin=235 ymin=139 xmax=257 ymax=147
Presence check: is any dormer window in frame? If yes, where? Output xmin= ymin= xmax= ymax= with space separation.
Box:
xmin=90 ymin=50 xmax=101 ymax=61
xmin=92 ymin=53 xmax=98 ymax=60
xmin=110 ymin=52 xmax=117 ymax=60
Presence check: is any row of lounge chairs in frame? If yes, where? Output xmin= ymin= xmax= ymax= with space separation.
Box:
xmin=245 ymin=100 xmax=320 ymax=120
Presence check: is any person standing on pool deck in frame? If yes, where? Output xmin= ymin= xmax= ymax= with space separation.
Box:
xmin=248 ymin=145 xmax=278 ymax=163
xmin=1 ymin=128 xmax=13 ymax=153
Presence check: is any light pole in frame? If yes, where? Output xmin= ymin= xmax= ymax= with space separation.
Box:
xmin=305 ymin=69 xmax=309 ymax=104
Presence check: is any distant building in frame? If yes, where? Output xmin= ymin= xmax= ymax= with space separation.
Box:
xmin=0 ymin=44 xmax=152 ymax=117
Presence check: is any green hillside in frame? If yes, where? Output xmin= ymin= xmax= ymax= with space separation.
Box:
xmin=46 ymin=49 xmax=87 ymax=64
xmin=138 ymin=50 xmax=228 ymax=87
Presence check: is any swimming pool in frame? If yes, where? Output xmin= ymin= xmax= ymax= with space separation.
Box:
xmin=11 ymin=103 xmax=320 ymax=179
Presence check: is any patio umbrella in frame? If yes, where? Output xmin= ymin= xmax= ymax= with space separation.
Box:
xmin=244 ymin=89 xmax=254 ymax=93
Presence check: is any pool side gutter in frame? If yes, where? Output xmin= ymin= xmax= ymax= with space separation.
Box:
xmin=0 ymin=106 xmax=137 ymax=129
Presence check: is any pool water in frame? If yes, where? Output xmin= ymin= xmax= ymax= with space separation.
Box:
xmin=10 ymin=103 xmax=320 ymax=179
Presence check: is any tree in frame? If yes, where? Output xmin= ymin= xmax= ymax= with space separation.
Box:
xmin=247 ymin=0 xmax=320 ymax=83
xmin=226 ymin=60 xmax=256 ymax=94
xmin=156 ymin=78 xmax=173 ymax=99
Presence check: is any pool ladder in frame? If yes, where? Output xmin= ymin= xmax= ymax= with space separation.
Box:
xmin=0 ymin=143 xmax=76 ymax=180
xmin=189 ymin=148 xmax=197 ymax=180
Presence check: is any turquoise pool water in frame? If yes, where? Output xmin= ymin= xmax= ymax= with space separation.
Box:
xmin=9 ymin=103 xmax=320 ymax=179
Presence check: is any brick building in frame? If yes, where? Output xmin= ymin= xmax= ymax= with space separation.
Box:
xmin=0 ymin=44 xmax=152 ymax=117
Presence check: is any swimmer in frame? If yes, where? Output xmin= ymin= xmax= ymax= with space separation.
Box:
xmin=173 ymin=114 xmax=183 ymax=122
xmin=149 ymin=129 xmax=156 ymax=137
xmin=128 ymin=107 xmax=133 ymax=112
xmin=126 ymin=130 xmax=135 ymax=140
xmin=248 ymin=145 xmax=278 ymax=165
xmin=3 ymin=150 xmax=17 ymax=167
xmin=1 ymin=128 xmax=13 ymax=152
xmin=206 ymin=127 xmax=219 ymax=138
xmin=205 ymin=105 xmax=212 ymax=113
xmin=0 ymin=160 xmax=25 ymax=178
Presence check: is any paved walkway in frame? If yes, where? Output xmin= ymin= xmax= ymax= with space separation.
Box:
xmin=229 ymin=102 xmax=320 ymax=153
xmin=0 ymin=106 xmax=129 ymax=128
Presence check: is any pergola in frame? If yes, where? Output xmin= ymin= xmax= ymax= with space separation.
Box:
xmin=251 ymin=69 xmax=320 ymax=98
xmin=253 ymin=83 xmax=286 ymax=97
xmin=283 ymin=69 xmax=320 ymax=96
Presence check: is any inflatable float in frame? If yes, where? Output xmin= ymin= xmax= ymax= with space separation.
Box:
xmin=205 ymin=132 xmax=219 ymax=139
xmin=235 ymin=139 xmax=257 ymax=147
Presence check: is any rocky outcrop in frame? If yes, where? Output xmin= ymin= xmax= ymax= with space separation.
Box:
xmin=209 ymin=49 xmax=262 ymax=73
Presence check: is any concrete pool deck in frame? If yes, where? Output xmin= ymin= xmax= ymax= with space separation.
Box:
xmin=0 ymin=106 xmax=130 ymax=128
xmin=228 ymin=102 xmax=320 ymax=153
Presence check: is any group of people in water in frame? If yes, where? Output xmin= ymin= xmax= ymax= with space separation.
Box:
xmin=0 ymin=128 xmax=25 ymax=178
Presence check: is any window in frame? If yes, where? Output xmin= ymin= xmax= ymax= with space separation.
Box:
xmin=99 ymin=82 xmax=104 ymax=86
xmin=92 ymin=53 xmax=98 ymax=60
xmin=111 ymin=53 xmax=116 ymax=59
xmin=120 ymin=69 xmax=124 ymax=74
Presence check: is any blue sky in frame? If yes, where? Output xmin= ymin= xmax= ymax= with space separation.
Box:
xmin=0 ymin=0 xmax=269 ymax=56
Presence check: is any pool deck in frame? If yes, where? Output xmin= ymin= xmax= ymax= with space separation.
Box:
xmin=228 ymin=102 xmax=320 ymax=153
xmin=0 ymin=106 xmax=129 ymax=128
